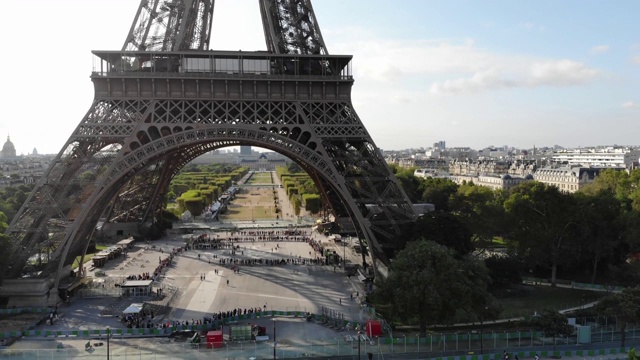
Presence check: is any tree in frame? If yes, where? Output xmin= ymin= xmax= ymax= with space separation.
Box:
xmin=377 ymin=240 xmax=498 ymax=335
xmin=503 ymin=182 xmax=577 ymax=286
xmin=287 ymin=161 xmax=303 ymax=173
xmin=394 ymin=168 xmax=423 ymax=202
xmin=573 ymin=190 xmax=625 ymax=283
xmin=292 ymin=196 xmax=301 ymax=216
xmin=418 ymin=177 xmax=458 ymax=212
xmin=534 ymin=309 xmax=574 ymax=350
xmin=300 ymin=179 xmax=319 ymax=195
xmin=449 ymin=184 xmax=507 ymax=249
xmin=484 ymin=255 xmax=523 ymax=290
xmin=0 ymin=212 xmax=10 ymax=285
xmin=399 ymin=211 xmax=474 ymax=256
xmin=596 ymin=286 xmax=640 ymax=347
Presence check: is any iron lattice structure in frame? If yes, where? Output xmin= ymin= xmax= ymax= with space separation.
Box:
xmin=4 ymin=0 xmax=415 ymax=288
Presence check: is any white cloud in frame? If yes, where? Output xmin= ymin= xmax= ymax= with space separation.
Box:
xmin=632 ymin=56 xmax=640 ymax=65
xmin=622 ymin=101 xmax=637 ymax=108
xmin=325 ymin=28 xmax=600 ymax=96
xmin=530 ymin=60 xmax=599 ymax=86
xmin=589 ymin=45 xmax=610 ymax=55
xmin=430 ymin=60 xmax=599 ymax=95
xmin=430 ymin=68 xmax=516 ymax=94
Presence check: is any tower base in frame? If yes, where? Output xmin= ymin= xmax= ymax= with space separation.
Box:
xmin=0 ymin=279 xmax=58 ymax=308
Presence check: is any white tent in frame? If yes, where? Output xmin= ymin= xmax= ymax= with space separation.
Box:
xmin=123 ymin=303 xmax=144 ymax=314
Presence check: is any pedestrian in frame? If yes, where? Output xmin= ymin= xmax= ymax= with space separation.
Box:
xmin=339 ymin=298 xmax=342 ymax=305
xmin=350 ymin=293 xmax=353 ymax=300
xmin=515 ymin=355 xmax=519 ymax=360
xmin=534 ymin=355 xmax=539 ymax=360
xmin=227 ymin=279 xmax=229 ymax=285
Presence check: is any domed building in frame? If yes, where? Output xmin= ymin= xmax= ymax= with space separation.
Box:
xmin=0 ymin=135 xmax=16 ymax=158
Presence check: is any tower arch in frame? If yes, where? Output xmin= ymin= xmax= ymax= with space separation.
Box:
xmin=2 ymin=1 xmax=416 ymax=306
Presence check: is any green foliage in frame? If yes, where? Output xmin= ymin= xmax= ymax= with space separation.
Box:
xmin=377 ymin=240 xmax=498 ymax=334
xmin=596 ymin=286 xmax=640 ymax=346
xmin=292 ymin=196 xmax=301 ymax=216
xmin=394 ymin=167 xmax=423 ymax=202
xmin=300 ymin=179 xmax=319 ymax=195
xmin=0 ymin=212 xmax=9 ymax=285
xmin=287 ymin=187 xmax=299 ymax=197
xmin=400 ymin=211 xmax=474 ymax=256
xmin=450 ymin=184 xmax=507 ymax=247
xmin=484 ymin=255 xmax=523 ymax=289
xmin=503 ymin=181 xmax=577 ymax=286
xmin=573 ymin=190 xmax=626 ymax=283
xmin=177 ymin=190 xmax=206 ymax=215
xmin=419 ymin=177 xmax=458 ymax=211
xmin=582 ymin=168 xmax=640 ymax=213
xmin=0 ymin=184 xmax=35 ymax=221
xmin=287 ymin=162 xmax=303 ymax=173
xmin=171 ymin=183 xmax=190 ymax=197
xmin=302 ymin=194 xmax=321 ymax=214
xmin=534 ymin=309 xmax=574 ymax=349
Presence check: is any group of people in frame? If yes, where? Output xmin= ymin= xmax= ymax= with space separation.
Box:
xmin=120 ymin=308 xmax=155 ymax=329
xmin=125 ymin=272 xmax=152 ymax=281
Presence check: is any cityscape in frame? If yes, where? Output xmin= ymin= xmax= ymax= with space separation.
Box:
xmin=1 ymin=0 xmax=640 ymax=359
xmin=2 ymin=136 xmax=638 ymax=195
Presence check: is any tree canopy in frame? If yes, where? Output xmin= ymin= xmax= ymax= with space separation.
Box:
xmin=596 ymin=286 xmax=640 ymax=347
xmin=377 ymin=240 xmax=498 ymax=334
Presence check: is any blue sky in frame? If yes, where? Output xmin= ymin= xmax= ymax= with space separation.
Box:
xmin=1 ymin=0 xmax=638 ymax=155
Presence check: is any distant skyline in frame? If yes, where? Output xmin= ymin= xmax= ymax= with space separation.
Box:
xmin=1 ymin=0 xmax=639 ymax=155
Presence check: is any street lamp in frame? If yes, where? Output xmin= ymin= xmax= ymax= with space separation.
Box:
xmin=106 ymin=326 xmax=111 ymax=360
xmin=272 ymin=318 xmax=277 ymax=360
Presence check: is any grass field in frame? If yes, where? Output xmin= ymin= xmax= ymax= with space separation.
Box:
xmin=221 ymin=189 xmax=279 ymax=221
xmin=389 ymin=285 xmax=609 ymax=330
xmin=489 ymin=285 xmax=607 ymax=322
xmin=246 ymin=172 xmax=274 ymax=184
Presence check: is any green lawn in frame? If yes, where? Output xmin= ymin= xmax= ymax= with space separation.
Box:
xmin=220 ymin=190 xmax=279 ymax=220
xmin=246 ymin=172 xmax=273 ymax=184
xmin=495 ymin=285 xmax=605 ymax=319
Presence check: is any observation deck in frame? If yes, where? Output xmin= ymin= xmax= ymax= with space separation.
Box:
xmin=90 ymin=50 xmax=353 ymax=101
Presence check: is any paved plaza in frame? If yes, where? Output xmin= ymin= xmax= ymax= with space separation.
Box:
xmin=2 ymin=224 xmax=373 ymax=358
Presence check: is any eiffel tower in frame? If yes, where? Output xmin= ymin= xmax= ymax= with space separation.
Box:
xmin=1 ymin=0 xmax=415 ymax=306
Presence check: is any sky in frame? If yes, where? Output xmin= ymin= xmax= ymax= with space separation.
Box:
xmin=1 ymin=0 xmax=639 ymax=155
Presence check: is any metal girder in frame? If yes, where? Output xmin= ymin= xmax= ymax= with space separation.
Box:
xmin=260 ymin=0 xmax=327 ymax=54
xmin=123 ymin=0 xmax=215 ymax=51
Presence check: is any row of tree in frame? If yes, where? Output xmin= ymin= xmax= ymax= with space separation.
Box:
xmin=373 ymin=166 xmax=640 ymax=333
xmin=392 ymin=166 xmax=640 ymax=286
